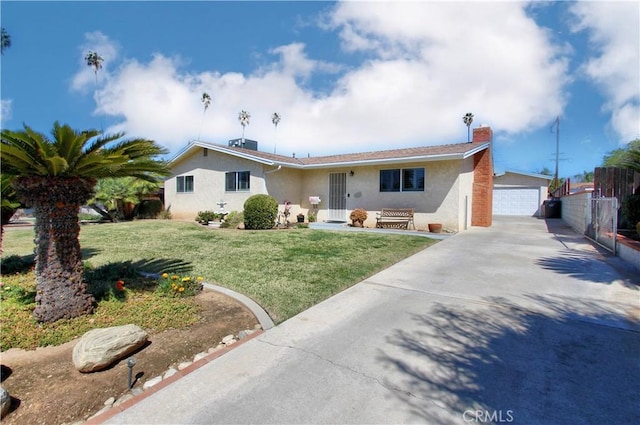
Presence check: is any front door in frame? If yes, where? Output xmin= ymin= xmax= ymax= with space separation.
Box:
xmin=328 ymin=172 xmax=347 ymax=222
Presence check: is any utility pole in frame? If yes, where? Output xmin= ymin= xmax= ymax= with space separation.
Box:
xmin=551 ymin=116 xmax=560 ymax=194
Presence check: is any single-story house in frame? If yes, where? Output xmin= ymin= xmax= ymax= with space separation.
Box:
xmin=164 ymin=126 xmax=495 ymax=231
xmin=493 ymin=170 xmax=553 ymax=217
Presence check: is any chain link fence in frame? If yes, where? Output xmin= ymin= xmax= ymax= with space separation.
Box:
xmin=586 ymin=197 xmax=618 ymax=253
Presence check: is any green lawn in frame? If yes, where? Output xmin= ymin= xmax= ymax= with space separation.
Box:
xmin=1 ymin=220 xmax=436 ymax=341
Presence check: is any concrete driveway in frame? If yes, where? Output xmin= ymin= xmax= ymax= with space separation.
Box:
xmin=105 ymin=217 xmax=639 ymax=425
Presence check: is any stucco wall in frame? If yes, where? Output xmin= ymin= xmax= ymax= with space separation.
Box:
xmin=165 ymin=148 xmax=270 ymax=220
xmin=457 ymin=157 xmax=475 ymax=231
xmin=166 ymin=147 xmax=471 ymax=231
xmin=165 ymin=148 xmax=308 ymax=220
xmin=297 ymin=160 xmax=464 ymax=231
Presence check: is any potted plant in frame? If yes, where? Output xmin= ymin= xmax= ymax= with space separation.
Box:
xmin=428 ymin=223 xmax=442 ymax=233
xmin=350 ymin=208 xmax=367 ymax=227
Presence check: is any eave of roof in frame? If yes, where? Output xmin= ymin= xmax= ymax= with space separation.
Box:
xmin=495 ymin=169 xmax=554 ymax=180
xmin=170 ymin=140 xmax=490 ymax=169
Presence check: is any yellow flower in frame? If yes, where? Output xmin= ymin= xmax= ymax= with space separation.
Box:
xmin=162 ymin=272 xmax=169 ymax=279
xmin=182 ymin=277 xmax=191 ymax=282
xmin=171 ymin=275 xmax=179 ymax=280
xmin=196 ymin=276 xmax=204 ymax=282
xmin=171 ymin=283 xmax=178 ymax=290
xmin=178 ymin=287 xmax=185 ymax=292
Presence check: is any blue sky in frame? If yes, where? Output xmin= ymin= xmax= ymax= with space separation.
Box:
xmin=2 ymin=1 xmax=639 ymax=179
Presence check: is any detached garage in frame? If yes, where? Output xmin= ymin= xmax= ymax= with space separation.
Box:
xmin=493 ymin=170 xmax=552 ymax=217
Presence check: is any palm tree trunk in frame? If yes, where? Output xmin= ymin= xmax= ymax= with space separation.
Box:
xmin=14 ymin=176 xmax=96 ymax=322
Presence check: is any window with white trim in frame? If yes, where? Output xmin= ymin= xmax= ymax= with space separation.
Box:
xmin=225 ymin=171 xmax=250 ymax=192
xmin=176 ymin=175 xmax=194 ymax=193
xmin=379 ymin=168 xmax=425 ymax=192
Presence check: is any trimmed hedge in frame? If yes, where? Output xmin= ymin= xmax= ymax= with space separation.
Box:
xmin=243 ymin=195 xmax=278 ymax=230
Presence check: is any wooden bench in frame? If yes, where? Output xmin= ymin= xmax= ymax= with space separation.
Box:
xmin=375 ymin=208 xmax=415 ymax=230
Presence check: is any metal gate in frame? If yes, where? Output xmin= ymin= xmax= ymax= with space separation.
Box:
xmin=586 ymin=197 xmax=618 ymax=253
xmin=328 ymin=172 xmax=347 ymax=222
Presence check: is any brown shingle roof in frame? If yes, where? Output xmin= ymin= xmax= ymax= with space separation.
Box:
xmin=175 ymin=140 xmax=488 ymax=168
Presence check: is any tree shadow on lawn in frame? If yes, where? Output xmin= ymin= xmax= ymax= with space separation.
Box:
xmin=376 ymin=295 xmax=640 ymax=424
xmin=85 ymin=258 xmax=194 ymax=301
xmin=0 ymin=248 xmax=101 ymax=275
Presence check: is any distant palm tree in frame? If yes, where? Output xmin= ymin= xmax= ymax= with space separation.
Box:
xmin=198 ymin=92 xmax=212 ymax=141
xmin=1 ymin=27 xmax=10 ymax=54
xmin=85 ymin=51 xmax=103 ymax=86
xmin=1 ymin=122 xmax=170 ymax=322
xmin=85 ymin=51 xmax=105 ymax=131
xmin=463 ymin=112 xmax=474 ymax=142
xmin=238 ymin=110 xmax=251 ymax=142
xmin=272 ymin=112 xmax=281 ymax=154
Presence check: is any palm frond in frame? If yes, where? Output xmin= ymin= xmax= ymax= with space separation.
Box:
xmin=2 ymin=122 xmax=169 ymax=181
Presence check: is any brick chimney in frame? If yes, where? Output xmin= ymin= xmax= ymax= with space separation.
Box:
xmin=471 ymin=125 xmax=493 ymax=227
xmin=472 ymin=125 xmax=493 ymax=143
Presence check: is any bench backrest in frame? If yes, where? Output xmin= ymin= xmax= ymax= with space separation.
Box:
xmin=380 ymin=208 xmax=414 ymax=218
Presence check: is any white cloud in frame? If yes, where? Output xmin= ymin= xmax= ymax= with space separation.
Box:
xmin=1 ymin=99 xmax=12 ymax=123
xmin=73 ymin=3 xmax=571 ymax=157
xmin=570 ymin=1 xmax=640 ymax=143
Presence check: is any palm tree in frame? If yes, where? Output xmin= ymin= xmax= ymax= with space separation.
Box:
xmin=85 ymin=51 xmax=104 ymax=131
xmin=1 ymin=122 xmax=170 ymax=322
xmin=238 ymin=110 xmax=251 ymax=142
xmin=272 ymin=112 xmax=281 ymax=154
xmin=198 ymin=92 xmax=212 ymax=141
xmin=85 ymin=51 xmax=103 ymax=82
xmin=463 ymin=112 xmax=474 ymax=142
xmin=89 ymin=176 xmax=162 ymax=221
xmin=1 ymin=27 xmax=10 ymax=54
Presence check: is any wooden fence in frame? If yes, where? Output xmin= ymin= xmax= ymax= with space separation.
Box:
xmin=594 ymin=167 xmax=640 ymax=228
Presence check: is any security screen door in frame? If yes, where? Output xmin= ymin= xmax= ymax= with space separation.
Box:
xmin=328 ymin=172 xmax=347 ymax=221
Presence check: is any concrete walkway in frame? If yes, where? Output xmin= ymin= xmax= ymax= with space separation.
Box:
xmin=103 ymin=217 xmax=639 ymax=425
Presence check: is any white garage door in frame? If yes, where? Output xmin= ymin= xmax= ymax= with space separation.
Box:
xmin=493 ymin=187 xmax=541 ymax=216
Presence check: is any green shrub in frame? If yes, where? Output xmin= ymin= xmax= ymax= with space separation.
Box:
xmin=221 ymin=211 xmax=243 ymax=228
xmin=195 ymin=210 xmax=217 ymax=224
xmin=621 ymin=193 xmax=640 ymax=229
xmin=307 ymin=212 xmax=316 ymax=222
xmin=243 ymin=195 xmax=278 ymax=230
xmin=137 ymin=199 xmax=163 ymax=219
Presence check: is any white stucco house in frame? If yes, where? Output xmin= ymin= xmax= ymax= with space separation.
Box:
xmin=493 ymin=170 xmax=553 ymax=217
xmin=164 ymin=127 xmax=495 ymax=232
